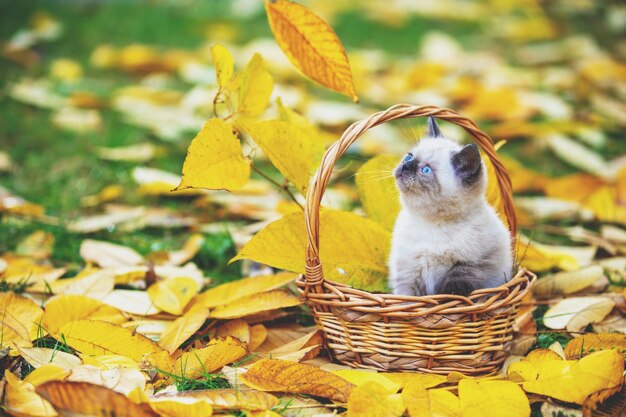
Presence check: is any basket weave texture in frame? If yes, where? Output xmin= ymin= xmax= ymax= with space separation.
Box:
xmin=296 ymin=104 xmax=536 ymax=375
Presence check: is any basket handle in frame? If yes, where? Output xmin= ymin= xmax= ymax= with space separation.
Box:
xmin=304 ymin=104 xmax=516 ymax=290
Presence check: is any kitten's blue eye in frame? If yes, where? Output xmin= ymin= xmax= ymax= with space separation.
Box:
xmin=403 ymin=153 xmax=413 ymax=163
xmin=421 ymin=166 xmax=432 ymax=174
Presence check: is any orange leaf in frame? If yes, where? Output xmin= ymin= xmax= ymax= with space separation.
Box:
xmin=265 ymin=0 xmax=357 ymax=101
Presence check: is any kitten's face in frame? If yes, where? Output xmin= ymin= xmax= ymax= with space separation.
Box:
xmin=393 ymin=118 xmax=486 ymax=216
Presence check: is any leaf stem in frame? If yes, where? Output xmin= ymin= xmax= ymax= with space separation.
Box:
xmin=213 ymin=87 xmax=223 ymax=118
xmin=251 ymin=164 xmax=303 ymax=210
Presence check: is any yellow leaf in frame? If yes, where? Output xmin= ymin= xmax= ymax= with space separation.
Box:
xmin=4 ymin=370 xmax=57 ymax=417
xmin=249 ymin=324 xmax=268 ymax=351
xmin=520 ymin=350 xmax=624 ymax=405
xmin=533 ymin=265 xmax=604 ymax=298
xmin=43 ymin=294 xmax=127 ymax=335
xmin=458 ymin=379 xmax=529 ymax=417
xmin=245 ymin=120 xmax=324 ymax=193
xmin=0 ymin=292 xmax=43 ymax=349
xmin=176 ymin=117 xmax=250 ymax=192
xmin=355 ymin=154 xmax=401 ymax=230
xmin=147 ymin=277 xmax=199 ymax=315
xmin=149 ymin=396 xmax=213 ymax=417
xmin=332 ymin=370 xmax=401 ymax=393
xmin=543 ymin=296 xmax=615 ymax=332
xmin=159 ymin=305 xmax=209 ymax=353
xmin=16 ymin=346 xmax=82 ymax=369
xmin=347 ymin=382 xmax=405 ymax=417
xmin=383 ymin=373 xmax=446 ymax=389
xmin=51 ymin=268 xmax=115 ymax=300
xmin=232 ymin=210 xmax=391 ymax=292
xmin=80 ymin=239 xmax=144 ymax=267
xmin=215 ymin=319 xmax=250 ymax=345
xmin=80 ymin=354 xmax=139 ymax=370
xmin=58 ymin=320 xmax=163 ymax=362
xmin=24 ymin=364 xmax=69 ymax=387
xmin=16 ymin=230 xmax=54 ymax=259
xmin=240 ymin=358 xmax=354 ymax=402
xmin=210 ymin=289 xmax=301 ymax=319
xmin=403 ymin=382 xmax=459 ymax=417
xmin=171 ymin=336 xmax=247 ymax=379
xmin=102 ymin=289 xmax=160 ymax=315
xmin=238 ymin=53 xmax=273 ymax=117
xmin=564 ymin=333 xmax=626 ymax=360
xmin=585 ymin=186 xmax=626 ymax=226
xmin=508 ymin=349 xmax=564 ymax=382
xmin=36 ymin=380 xmax=159 ymax=417
xmin=516 ymin=237 xmax=593 ymax=272
xmin=265 ymin=0 xmax=357 ymax=101
xmin=247 ymin=411 xmax=282 ymax=417
xmin=161 ymin=389 xmax=279 ymax=411
xmin=211 ymin=44 xmax=233 ymax=89
xmin=544 ymin=173 xmax=605 ymax=203
xmin=483 ymin=152 xmax=510 ymax=230
xmin=192 ymin=272 xmax=295 ymax=308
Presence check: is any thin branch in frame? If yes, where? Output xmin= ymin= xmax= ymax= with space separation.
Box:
xmin=213 ymin=87 xmax=223 ymax=118
xmin=251 ymin=164 xmax=303 ymax=210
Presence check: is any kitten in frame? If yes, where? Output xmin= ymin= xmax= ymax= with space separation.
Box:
xmin=388 ymin=117 xmax=512 ymax=296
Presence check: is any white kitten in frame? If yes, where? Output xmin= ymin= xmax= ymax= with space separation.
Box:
xmin=388 ymin=117 xmax=512 ymax=296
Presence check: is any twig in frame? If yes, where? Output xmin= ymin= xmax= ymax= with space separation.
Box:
xmin=251 ymin=165 xmax=303 ymax=210
xmin=213 ymin=87 xmax=223 ymax=118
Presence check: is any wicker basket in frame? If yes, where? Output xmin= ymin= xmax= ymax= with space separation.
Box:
xmin=295 ymin=104 xmax=536 ymax=375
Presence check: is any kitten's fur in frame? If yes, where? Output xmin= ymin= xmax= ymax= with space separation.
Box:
xmin=389 ymin=117 xmax=512 ymax=296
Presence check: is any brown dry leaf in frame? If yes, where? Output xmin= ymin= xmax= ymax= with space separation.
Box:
xmin=249 ymin=324 xmax=268 ymax=351
xmin=0 ymin=291 xmax=43 ymax=350
xmin=16 ymin=346 xmax=82 ymax=369
xmin=159 ymin=389 xmax=279 ymax=411
xmin=43 ymin=294 xmax=127 ymax=335
xmin=4 ymin=370 xmax=57 ymax=417
xmin=58 ymin=320 xmax=163 ymax=362
xmin=80 ymin=239 xmax=144 ymax=267
xmin=231 ymin=210 xmax=391 ymax=292
xmin=543 ymin=296 xmax=615 ymax=332
xmin=564 ymin=333 xmax=626 ymax=360
xmin=159 ymin=305 xmax=209 ymax=353
xmin=170 ymin=336 xmax=247 ymax=379
xmin=519 ymin=349 xmax=624 ymax=405
xmin=239 ymin=358 xmax=355 ymax=402
xmin=192 ymin=272 xmax=295 ymax=308
xmin=347 ymin=381 xmax=405 ymax=417
xmin=176 ymin=117 xmax=250 ymax=192
xmin=402 ymin=382 xmax=459 ymax=417
xmin=458 ymin=379 xmax=530 ymax=417
xmin=533 ymin=265 xmax=604 ymax=298
xmin=214 ymin=319 xmax=250 ymax=345
xmin=147 ymin=277 xmax=199 ymax=315
xmin=265 ymin=0 xmax=357 ymax=101
xmin=355 ymin=154 xmax=401 ymax=231
xmin=210 ymin=289 xmax=301 ymax=319
xmin=36 ymin=380 xmax=159 ymax=417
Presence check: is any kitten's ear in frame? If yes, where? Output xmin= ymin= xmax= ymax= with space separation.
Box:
xmin=427 ymin=116 xmax=443 ymax=138
xmin=451 ymin=144 xmax=482 ymax=186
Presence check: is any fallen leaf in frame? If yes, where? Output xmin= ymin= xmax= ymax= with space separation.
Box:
xmin=58 ymin=320 xmax=163 ymax=361
xmin=147 ymin=277 xmax=199 ymax=315
xmin=520 ymin=349 xmax=624 ymax=405
xmin=265 ymin=0 xmax=358 ymax=101
xmin=355 ymin=154 xmax=401 ymax=230
xmin=214 ymin=318 xmax=250 ymax=345
xmin=564 ymin=333 xmax=626 ymax=360
xmin=52 ymin=268 xmax=115 ymax=300
xmin=333 ymin=370 xmax=401 ymax=393
xmin=240 ymin=358 xmax=355 ymax=402
xmin=43 ymin=294 xmax=127 ymax=335
xmin=102 ymin=289 xmax=160 ymax=315
xmin=80 ymin=354 xmax=139 ymax=370
xmin=211 ymin=44 xmax=233 ymax=88
xmin=24 ymin=364 xmax=70 ymax=387
xmin=543 ymin=296 xmax=615 ymax=332
xmin=249 ymin=324 xmax=268 ymax=351
xmin=237 ymin=53 xmax=274 ymax=117
xmin=245 ymin=120 xmax=324 ymax=193
xmin=192 ymin=272 xmax=295 ymax=308
xmin=37 ymin=380 xmax=158 ymax=417
xmin=16 ymin=346 xmax=82 ymax=369
xmin=545 ymin=133 xmax=611 ymax=180
xmin=533 ymin=265 xmax=604 ymax=298
xmin=403 ymin=382 xmax=459 ymax=417
xmin=16 ymin=230 xmax=54 ymax=259
xmin=67 ymin=365 xmax=146 ymax=396
xmin=383 ymin=373 xmax=447 ymax=389
xmin=176 ymin=117 xmax=250 ymax=191
xmin=148 ymin=396 xmax=213 ymax=417
xmin=0 ymin=292 xmax=43 ymax=350
xmin=231 ymin=210 xmax=391 ymax=292
xmin=210 ymin=289 xmax=301 ymax=319
xmin=159 ymin=305 xmax=209 ymax=353
xmin=158 ymin=389 xmax=279 ymax=411
xmin=458 ymin=379 xmax=529 ymax=417
xmin=170 ymin=336 xmax=247 ymax=379
xmin=347 ymin=381 xmax=405 ymax=416
xmin=4 ymin=370 xmax=57 ymax=417
xmin=80 ymin=239 xmax=144 ymax=268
